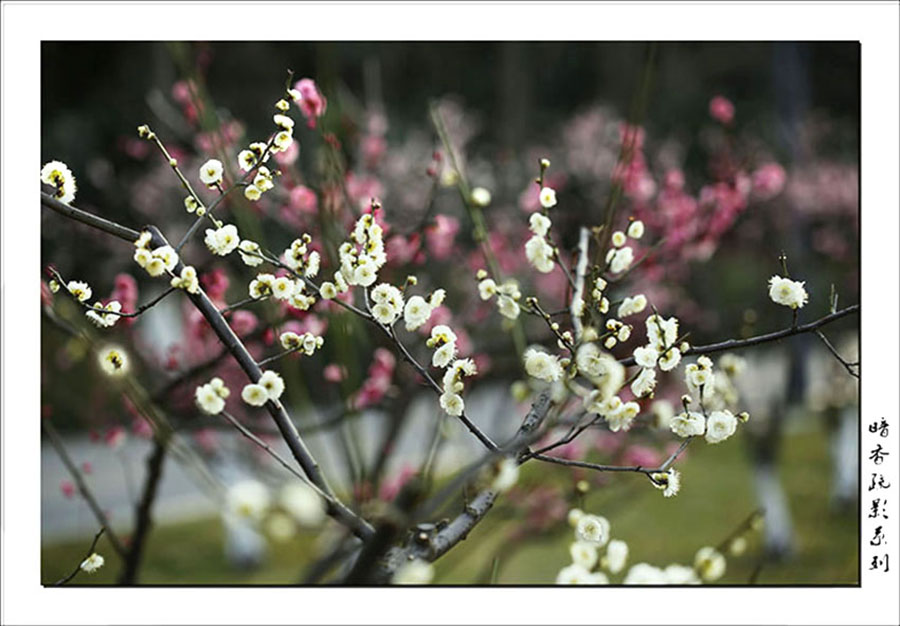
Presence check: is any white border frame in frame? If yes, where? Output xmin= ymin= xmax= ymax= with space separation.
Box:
xmin=3 ymin=2 xmax=898 ymax=624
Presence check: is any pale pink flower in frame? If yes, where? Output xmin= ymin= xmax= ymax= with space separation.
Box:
xmin=323 ymin=364 xmax=348 ymax=383
xmin=425 ymin=214 xmax=460 ymax=260
xmin=61 ymin=480 xmax=75 ymax=499
xmin=105 ymin=426 xmax=126 ymax=450
xmin=709 ymin=95 xmax=735 ymax=124
xmin=293 ymin=78 xmax=328 ymax=129
xmin=752 ymin=163 xmax=787 ymax=200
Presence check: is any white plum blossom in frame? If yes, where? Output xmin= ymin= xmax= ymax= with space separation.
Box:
xmin=627 ymin=220 xmax=645 ymax=239
xmin=258 ymin=370 xmax=285 ymax=401
xmin=477 ymin=278 xmax=497 ymax=300
xmin=195 ymin=380 xmax=227 ymax=415
xmin=439 ymin=392 xmax=465 ymax=416
xmin=204 ymin=224 xmax=240 ymax=256
xmin=630 ymin=367 xmax=657 ymax=397
xmin=244 ymin=185 xmax=262 ymax=201
xmin=98 ymin=347 xmax=128 ymax=377
xmin=539 ymin=186 xmax=557 ymax=209
xmin=529 ymin=212 xmax=551 ymax=237
xmin=491 ymin=458 xmax=519 ymax=493
xmin=567 ymin=508 xmax=584 ymax=528
xmin=470 ymin=186 xmax=492 ymax=207
xmin=170 ymin=265 xmax=200 ymax=294
xmin=606 ymin=401 xmax=640 ymax=432
xmin=79 ymin=553 xmax=104 ymax=574
xmin=66 ymin=280 xmax=92 ymax=302
xmin=623 ymin=563 xmax=668 ymax=584
xmin=199 ymin=159 xmax=224 ymax=187
xmin=280 ymin=483 xmax=326 ymax=527
xmin=370 ymin=283 xmax=405 ymax=326
xmin=85 ymin=300 xmax=122 ymax=328
xmin=402 ymin=295 xmax=432 ymax=331
xmin=41 ymin=160 xmax=78 ymax=204
xmin=633 ymin=345 xmax=659 ymax=369
xmin=646 ymin=314 xmax=679 ymax=350
xmin=241 ymin=383 xmax=269 ymax=407
xmin=705 ymin=409 xmax=738 ymax=444
xmin=392 ymin=559 xmax=434 ymax=585
xmin=497 ymin=294 xmax=521 ymax=320
xmin=238 ymin=240 xmax=264 ymax=267
xmin=575 ymin=514 xmax=610 ymax=546
xmin=524 ymin=347 xmax=563 ymax=382
xmin=570 ymin=541 xmax=599 ymax=570
xmin=607 ymin=246 xmax=634 ymax=274
xmin=617 ymin=294 xmax=647 ymax=318
xmin=651 ymin=469 xmax=681 ymax=498
xmin=427 ymin=325 xmax=457 ymax=368
xmin=670 ymin=410 xmax=706 ymax=438
xmin=604 ymin=539 xmax=629 ymax=574
xmin=556 ymin=564 xmax=609 ymax=585
xmin=664 ymin=564 xmax=700 ymax=584
xmin=525 ymin=234 xmax=555 ymax=273
xmin=611 ymin=230 xmax=627 ymax=248
xmin=271 ymin=276 xmax=295 ymax=301
xmin=227 ymin=479 xmax=270 ymax=521
xmin=768 ymin=275 xmax=808 ymax=309
xmin=657 ymin=347 xmax=682 ymax=371
xmin=694 ymin=546 xmax=726 ymax=581
xmin=249 ymin=273 xmax=276 ymax=299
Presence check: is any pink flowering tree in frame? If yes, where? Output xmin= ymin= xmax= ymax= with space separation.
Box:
xmin=41 ymin=59 xmax=858 ymax=586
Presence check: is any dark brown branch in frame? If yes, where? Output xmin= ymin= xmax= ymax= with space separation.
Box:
xmin=42 ymin=193 xmax=141 ymax=241
xmin=118 ymin=436 xmax=168 ymax=584
xmin=42 ymin=421 xmax=126 ymax=558
xmin=618 ymin=304 xmax=859 ymax=367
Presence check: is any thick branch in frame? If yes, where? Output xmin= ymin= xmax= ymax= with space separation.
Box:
xmin=118 ymin=436 xmax=168 ymax=584
xmin=41 ymin=193 xmax=140 ymax=241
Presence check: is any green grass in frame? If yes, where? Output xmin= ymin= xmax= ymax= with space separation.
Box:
xmin=42 ymin=424 xmax=858 ymax=585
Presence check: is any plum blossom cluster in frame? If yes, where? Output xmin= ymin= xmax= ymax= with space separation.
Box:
xmin=133 ymin=231 xmax=179 ymax=277
xmin=669 ymin=355 xmax=750 ymax=444
xmin=557 ymin=509 xmax=728 ymax=584
xmin=242 ymin=370 xmax=285 ymax=407
xmin=41 ymin=160 xmax=77 ymax=204
xmin=556 ymin=509 xmax=623 ymax=584
xmin=439 ymin=358 xmax=478 ymax=417
xmin=525 ymin=212 xmax=555 ymax=274
xmin=279 ymin=331 xmax=324 ymax=356
xmin=604 ymin=219 xmax=644 ymax=274
xmin=325 ymin=210 xmax=386 ymax=290
xmin=204 ymin=224 xmax=241 ymax=256
xmin=477 ymin=270 xmax=523 ymax=320
xmin=248 ymin=271 xmax=315 ymax=311
xmin=403 ymin=288 xmax=444 ymax=331
xmin=195 ymin=377 xmax=231 ymax=415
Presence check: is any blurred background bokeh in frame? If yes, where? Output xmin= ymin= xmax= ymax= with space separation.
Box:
xmin=41 ymin=41 xmax=859 ymax=585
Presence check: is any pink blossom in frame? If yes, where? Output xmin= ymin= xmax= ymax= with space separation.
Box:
xmin=362 ymin=135 xmax=387 ymax=167
xmin=621 ymin=445 xmax=662 ymax=469
xmin=346 ymin=173 xmax=384 ymax=211
xmin=274 ymin=138 xmax=300 ymax=166
xmin=293 ymin=78 xmax=328 ymax=129
xmin=200 ymin=268 xmax=229 ymax=304
xmin=379 ymin=465 xmax=417 ymax=502
xmin=324 ymin=364 xmax=348 ymax=383
xmin=425 ymin=214 xmax=460 ymax=260
xmin=81 ymin=462 xmax=93 ymax=474
xmin=229 ymin=310 xmax=258 ymax=337
xmin=386 ymin=233 xmax=423 ymax=266
xmin=60 ymin=480 xmax=76 ymax=499
xmin=289 ymin=185 xmax=318 ymax=214
xmin=131 ymin=416 xmax=154 ymax=439
xmin=193 ymin=428 xmax=218 ymax=454
xmin=111 ymin=273 xmax=139 ymax=325
xmin=105 ymin=425 xmax=126 ymax=450
xmin=752 ymin=162 xmax=787 ymax=200
xmin=709 ymin=95 xmax=735 ymax=124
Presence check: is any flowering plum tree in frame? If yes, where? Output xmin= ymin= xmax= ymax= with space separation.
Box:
xmin=41 ymin=70 xmax=859 ymax=586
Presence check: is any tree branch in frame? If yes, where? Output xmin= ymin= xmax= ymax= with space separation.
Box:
xmin=618 ymin=304 xmax=859 ymax=367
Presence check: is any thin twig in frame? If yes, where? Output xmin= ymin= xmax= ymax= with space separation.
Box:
xmin=814 ymin=330 xmax=859 ymax=378
xmin=42 ymin=421 xmax=126 ymax=557
xmin=53 ymin=527 xmax=107 ymax=586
